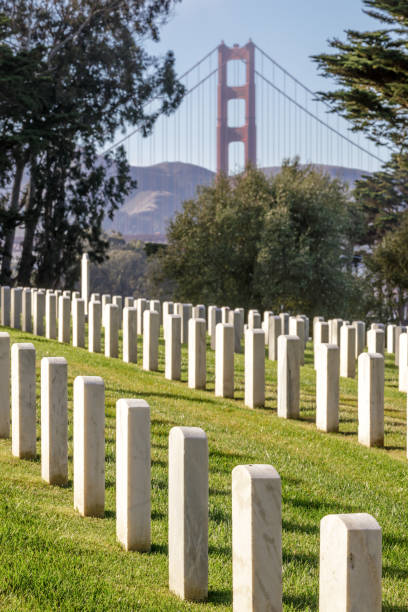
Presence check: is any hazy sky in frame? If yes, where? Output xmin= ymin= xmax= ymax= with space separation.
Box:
xmin=152 ymin=0 xmax=376 ymax=92
xmin=123 ymin=1 xmax=384 ymax=172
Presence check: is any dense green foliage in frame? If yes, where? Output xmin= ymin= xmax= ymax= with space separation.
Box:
xmin=313 ymin=0 xmax=408 ymax=321
xmin=313 ymin=0 xmax=408 ymax=151
xmin=90 ymin=235 xmax=173 ymax=299
xmin=0 ymin=326 xmax=406 ymax=610
xmin=162 ymin=162 xmax=366 ymax=319
xmin=0 ymin=2 xmax=183 ymax=287
xmin=352 ymin=154 xmax=408 ymax=320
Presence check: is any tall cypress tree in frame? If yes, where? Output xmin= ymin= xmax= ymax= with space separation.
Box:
xmin=313 ymin=0 xmax=408 ymax=151
xmin=314 ymin=1 xmax=408 ymax=320
xmin=0 ymin=2 xmax=184 ymax=287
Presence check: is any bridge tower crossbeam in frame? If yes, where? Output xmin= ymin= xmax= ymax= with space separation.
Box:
xmin=217 ymin=41 xmax=257 ymax=174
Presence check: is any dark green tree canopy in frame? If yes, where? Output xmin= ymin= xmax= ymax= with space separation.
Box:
xmin=0 ymin=1 xmax=184 ymax=287
xmin=162 ymin=162 xmax=366 ymax=319
xmin=313 ymin=0 xmax=408 ymax=150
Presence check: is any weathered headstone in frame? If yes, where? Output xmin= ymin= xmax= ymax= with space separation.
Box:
xmin=88 ymin=300 xmax=102 ymax=353
xmin=340 ymin=325 xmax=356 ymax=378
xmin=116 ymin=399 xmax=150 ymax=551
xmin=289 ymin=316 xmax=305 ymax=365
xmin=215 ymin=323 xmax=234 ymax=398
xmin=101 ymin=294 xmax=111 ymax=327
xmin=221 ymin=306 xmax=230 ymax=324
xmin=188 ymin=318 xmax=206 ymax=389
xmin=316 ymin=344 xmax=339 ymax=432
xmin=358 ymin=352 xmax=384 ymax=447
xmin=0 ymin=332 xmax=10 ymax=437
xmin=367 ymin=328 xmax=385 ymax=356
xmin=136 ymin=298 xmax=147 ymax=335
xmin=58 ymin=295 xmax=71 ymax=344
xmin=33 ymin=290 xmax=45 ymax=336
xmin=277 ymin=335 xmax=300 ymax=419
xmin=232 ymin=464 xmax=282 ymax=612
xmin=73 ymin=376 xmax=105 ymax=517
xmin=113 ymin=295 xmax=123 ymax=329
xmin=230 ymin=309 xmax=243 ymax=354
xmin=143 ymin=309 xmax=159 ymax=371
xmin=268 ymin=315 xmax=281 ymax=361
xmin=244 ymin=328 xmax=265 ymax=408
xmin=313 ymin=315 xmax=324 ymax=339
xmin=1 ymin=286 xmax=10 ymax=326
xmin=329 ymin=318 xmax=343 ymax=346
xmin=395 ymin=325 xmax=406 ymax=366
xmin=11 ymin=343 xmax=36 ymax=458
xmin=72 ymin=298 xmax=85 ymax=348
xmin=168 ymin=426 xmax=208 ymax=601
xmin=165 ymin=314 xmax=181 ymax=381
xmin=181 ymin=303 xmax=193 ymax=345
xmin=352 ymin=320 xmax=366 ymax=358
xmin=104 ymin=303 xmax=119 ymax=358
xmin=123 ymin=306 xmax=137 ymax=363
xmin=314 ymin=320 xmax=329 ymax=369
xmin=319 ymin=513 xmax=382 ymax=612
xmin=81 ymin=253 xmax=90 ymax=315
xmin=22 ymin=288 xmax=32 ymax=333
xmin=10 ymin=287 xmax=22 ymax=329
xmin=398 ymin=333 xmax=408 ymax=392
xmin=248 ymin=310 xmax=261 ymax=330
xmin=386 ymin=323 xmax=396 ymax=354
xmin=41 ymin=357 xmax=68 ymax=485
xmin=279 ymin=312 xmax=289 ymax=335
xmin=45 ymin=293 xmax=57 ymax=340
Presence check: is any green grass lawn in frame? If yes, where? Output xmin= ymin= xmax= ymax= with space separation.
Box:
xmin=0 ymin=326 xmax=406 ymax=611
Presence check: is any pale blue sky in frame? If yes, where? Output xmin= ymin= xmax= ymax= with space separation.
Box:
xmin=154 ymin=0 xmax=376 ymax=94
xmin=121 ymin=1 xmax=385 ymax=173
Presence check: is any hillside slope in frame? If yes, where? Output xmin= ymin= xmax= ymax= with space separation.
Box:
xmin=104 ymin=162 xmax=368 ymax=240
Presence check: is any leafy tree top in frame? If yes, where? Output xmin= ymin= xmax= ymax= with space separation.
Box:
xmin=313 ymin=0 xmax=408 ymax=151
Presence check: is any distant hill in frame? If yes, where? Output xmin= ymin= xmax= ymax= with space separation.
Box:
xmin=104 ymin=162 xmax=369 ymax=241
xmin=103 ymin=162 xmax=214 ymax=238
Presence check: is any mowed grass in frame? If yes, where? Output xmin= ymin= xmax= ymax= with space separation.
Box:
xmin=0 ymin=326 xmax=406 ymax=611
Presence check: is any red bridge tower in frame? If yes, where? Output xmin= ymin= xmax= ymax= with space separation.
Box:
xmin=217 ymin=41 xmax=257 ymax=174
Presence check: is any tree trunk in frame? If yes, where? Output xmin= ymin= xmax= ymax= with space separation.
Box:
xmin=17 ymin=170 xmax=40 ymax=286
xmin=0 ymin=156 xmax=26 ymax=285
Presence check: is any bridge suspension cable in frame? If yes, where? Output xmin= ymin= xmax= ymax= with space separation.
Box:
xmin=103 ymin=41 xmax=387 ymax=175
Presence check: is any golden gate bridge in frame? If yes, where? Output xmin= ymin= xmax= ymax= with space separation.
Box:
xmin=106 ymin=40 xmax=385 ymax=174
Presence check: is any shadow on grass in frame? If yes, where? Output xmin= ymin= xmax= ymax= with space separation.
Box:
xmin=208 ymin=589 xmax=231 ymax=606
xmin=151 ymin=510 xmax=165 ymax=521
xmin=151 ymin=478 xmax=167 ymax=491
xmin=209 ymin=507 xmax=230 ymax=525
xmin=105 ymin=385 xmax=221 ymax=407
xmin=209 ymin=488 xmax=230 ymax=497
xmin=382 ymin=565 xmax=408 ymax=580
xmin=151 ymin=442 xmax=167 ymax=450
xmin=208 ymin=544 xmax=231 ymax=558
xmin=282 ymin=519 xmax=319 ymax=536
xmin=283 ymin=592 xmax=317 ymax=610
xmin=285 ymin=496 xmax=353 ymax=514
xmin=150 ymin=542 xmax=167 ymax=555
xmin=283 ymin=550 xmax=318 ymax=567
xmin=210 ymin=448 xmax=253 ymax=462
xmin=383 ymin=533 xmax=408 ymax=547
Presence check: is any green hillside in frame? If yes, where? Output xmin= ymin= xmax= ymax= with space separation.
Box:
xmin=0 ymin=328 xmax=406 ymax=611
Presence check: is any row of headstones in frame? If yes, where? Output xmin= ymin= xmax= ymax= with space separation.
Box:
xmin=315 ymin=317 xmax=408 ymax=400
xmin=2 ymin=335 xmax=382 ymax=610
xmin=0 ymin=289 xmax=392 ymax=449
